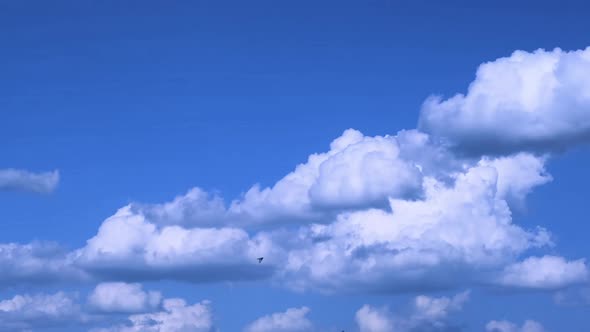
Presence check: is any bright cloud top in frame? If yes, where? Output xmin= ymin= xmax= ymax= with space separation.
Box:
xmin=133 ymin=129 xmax=426 ymax=228
xmin=419 ymin=47 xmax=590 ymax=154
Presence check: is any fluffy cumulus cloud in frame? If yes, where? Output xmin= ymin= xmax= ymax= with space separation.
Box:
xmin=0 ymin=284 xmax=216 ymax=332
xmin=279 ymin=162 xmax=552 ymax=293
xmin=131 ymin=129 xmax=426 ymax=227
xmin=498 ymin=255 xmax=589 ymax=289
xmin=355 ymin=305 xmax=394 ymax=332
xmin=0 ymin=242 xmax=85 ymax=287
xmin=486 ymin=320 xmax=546 ymax=332
xmin=88 ymin=282 xmax=162 ymax=313
xmin=133 ymin=187 xmax=227 ymax=227
xmin=412 ymin=291 xmax=470 ymax=322
xmin=0 ymin=168 xmax=59 ymax=194
xmin=229 ymin=129 xmax=424 ymax=224
xmin=95 ymin=298 xmax=214 ymax=332
xmin=71 ymin=206 xmax=279 ymax=283
xmin=243 ymin=307 xmax=313 ymax=332
xmin=0 ymin=292 xmax=84 ymax=331
xmin=241 ymin=292 xmax=470 ymax=332
xmin=307 ymin=131 xmax=423 ymax=209
xmin=477 ymin=153 xmax=552 ymax=209
xmin=419 ymin=47 xmax=590 ymax=154
xmin=59 ymin=129 xmax=461 ymax=286
xmin=355 ymin=291 xmax=469 ymax=332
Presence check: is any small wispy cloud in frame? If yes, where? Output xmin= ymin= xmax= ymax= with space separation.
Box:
xmin=0 ymin=168 xmax=59 ymax=194
xmin=244 ymin=306 xmax=313 ymax=332
xmin=486 ymin=319 xmax=546 ymax=332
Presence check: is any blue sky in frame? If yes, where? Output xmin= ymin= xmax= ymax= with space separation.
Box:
xmin=2 ymin=1 xmax=590 ymax=331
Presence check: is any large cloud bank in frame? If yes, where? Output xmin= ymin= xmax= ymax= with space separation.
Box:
xmin=3 ymin=46 xmax=589 ymax=330
xmin=43 ymin=124 xmax=580 ymax=293
xmin=2 ymin=127 xmax=586 ymax=293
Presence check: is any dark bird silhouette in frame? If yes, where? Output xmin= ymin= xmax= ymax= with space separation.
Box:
xmin=257 ymin=257 xmax=264 ymax=263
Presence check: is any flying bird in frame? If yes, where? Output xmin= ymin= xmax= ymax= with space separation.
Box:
xmin=257 ymin=257 xmax=264 ymax=263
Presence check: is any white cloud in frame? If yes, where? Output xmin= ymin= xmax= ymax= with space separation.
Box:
xmin=96 ymin=298 xmax=214 ymax=332
xmin=0 ymin=285 xmax=215 ymax=332
xmin=307 ymin=132 xmax=422 ymax=209
xmin=243 ymin=306 xmax=313 ymax=332
xmin=5 ymin=45 xmax=590 ymax=330
xmin=412 ymin=290 xmax=470 ymax=322
xmin=0 ymin=126 xmax=580 ymax=297
xmin=54 ymin=146 xmax=568 ymax=294
xmin=229 ymin=129 xmax=423 ymax=224
xmin=355 ymin=305 xmax=394 ymax=332
xmin=107 ymin=130 xmax=547 ymax=232
xmin=88 ymin=282 xmax=162 ymax=313
xmin=478 ymin=153 xmax=552 ymax=209
xmin=0 ymin=142 xmax=576 ymax=296
xmin=419 ymin=47 xmax=590 ymax=154
xmin=280 ymin=163 xmax=551 ymax=293
xmin=498 ymin=255 xmax=589 ymax=289
xmin=355 ymin=291 xmax=469 ymax=332
xmin=0 ymin=168 xmax=59 ymax=194
xmin=72 ymin=206 xmax=280 ymax=283
xmin=122 ymin=129 xmax=426 ymax=228
xmin=0 ymin=242 xmax=85 ymax=287
xmin=133 ymin=187 xmax=227 ymax=227
xmin=395 ymin=129 xmax=468 ymax=181
xmin=486 ymin=319 xmax=546 ymax=332
xmin=0 ymin=292 xmax=83 ymax=331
